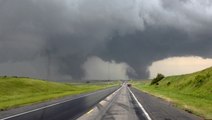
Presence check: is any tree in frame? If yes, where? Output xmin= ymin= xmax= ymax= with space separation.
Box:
xmin=150 ymin=73 xmax=165 ymax=85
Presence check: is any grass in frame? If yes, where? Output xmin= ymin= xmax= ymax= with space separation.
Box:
xmin=0 ymin=77 xmax=119 ymax=111
xmin=131 ymin=67 xmax=212 ymax=119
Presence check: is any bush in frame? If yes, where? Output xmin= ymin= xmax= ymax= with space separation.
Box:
xmin=150 ymin=73 xmax=165 ymax=85
xmin=167 ymin=82 xmax=171 ymax=86
xmin=86 ymin=81 xmax=90 ymax=84
xmin=194 ymin=74 xmax=208 ymax=87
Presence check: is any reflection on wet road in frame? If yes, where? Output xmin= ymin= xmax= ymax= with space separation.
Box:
xmin=78 ymin=84 xmax=148 ymax=120
xmin=102 ymin=85 xmax=147 ymax=120
xmin=0 ymin=87 xmax=118 ymax=120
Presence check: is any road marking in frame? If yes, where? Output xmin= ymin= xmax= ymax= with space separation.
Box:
xmin=128 ymin=87 xmax=152 ymax=120
xmin=86 ymin=109 xmax=94 ymax=114
xmin=0 ymin=87 xmax=120 ymax=120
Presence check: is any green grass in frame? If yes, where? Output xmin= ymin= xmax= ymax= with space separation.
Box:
xmin=0 ymin=77 xmax=119 ymax=111
xmin=131 ymin=67 xmax=212 ymax=119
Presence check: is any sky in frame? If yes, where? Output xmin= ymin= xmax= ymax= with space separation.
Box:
xmin=0 ymin=0 xmax=212 ymax=81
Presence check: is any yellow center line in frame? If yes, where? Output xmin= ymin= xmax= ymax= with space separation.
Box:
xmin=86 ymin=109 xmax=94 ymax=114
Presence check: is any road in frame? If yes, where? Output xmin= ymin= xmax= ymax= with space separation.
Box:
xmin=101 ymin=85 xmax=147 ymax=120
xmin=0 ymin=84 xmax=202 ymax=120
xmin=130 ymin=88 xmax=202 ymax=120
xmin=0 ymin=87 xmax=118 ymax=120
xmin=78 ymin=84 xmax=202 ymax=120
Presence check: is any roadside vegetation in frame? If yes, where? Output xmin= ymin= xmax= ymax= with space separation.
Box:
xmin=131 ymin=67 xmax=212 ymax=119
xmin=0 ymin=76 xmax=119 ymax=111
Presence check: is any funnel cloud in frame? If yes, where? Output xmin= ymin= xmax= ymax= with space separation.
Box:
xmin=0 ymin=0 xmax=212 ymax=81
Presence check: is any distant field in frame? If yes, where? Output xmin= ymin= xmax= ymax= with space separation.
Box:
xmin=132 ymin=67 xmax=212 ymax=119
xmin=0 ymin=77 xmax=119 ymax=110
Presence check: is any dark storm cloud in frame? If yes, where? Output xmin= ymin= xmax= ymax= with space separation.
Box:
xmin=98 ymin=26 xmax=212 ymax=78
xmin=0 ymin=0 xmax=211 ymax=80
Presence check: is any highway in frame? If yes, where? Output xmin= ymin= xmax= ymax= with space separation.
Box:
xmin=0 ymin=87 xmax=118 ymax=120
xmin=78 ymin=84 xmax=148 ymax=120
xmin=77 ymin=84 xmax=202 ymax=120
xmin=130 ymin=88 xmax=202 ymax=120
xmin=0 ymin=84 xmax=202 ymax=120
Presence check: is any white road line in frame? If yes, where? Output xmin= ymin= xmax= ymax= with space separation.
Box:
xmin=128 ymin=87 xmax=152 ymax=120
xmin=0 ymin=87 xmax=120 ymax=120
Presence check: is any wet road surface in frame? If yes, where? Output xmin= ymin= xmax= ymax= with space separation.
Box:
xmin=0 ymin=84 xmax=203 ymax=120
xmin=0 ymin=87 xmax=118 ymax=120
xmin=102 ymin=85 xmax=146 ymax=120
xmin=78 ymin=84 xmax=202 ymax=120
xmin=78 ymin=84 xmax=148 ymax=120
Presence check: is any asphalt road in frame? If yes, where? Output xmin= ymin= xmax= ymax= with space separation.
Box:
xmin=130 ymin=88 xmax=202 ymax=120
xmin=0 ymin=85 xmax=203 ymax=120
xmin=101 ymin=85 xmax=147 ymax=120
xmin=0 ymin=87 xmax=119 ymax=120
xmin=77 ymin=84 xmax=149 ymax=120
xmin=78 ymin=84 xmax=202 ymax=120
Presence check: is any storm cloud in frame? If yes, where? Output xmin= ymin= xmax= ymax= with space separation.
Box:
xmin=0 ymin=0 xmax=211 ymax=81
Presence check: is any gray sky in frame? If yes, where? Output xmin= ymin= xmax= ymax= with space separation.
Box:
xmin=0 ymin=0 xmax=212 ymax=81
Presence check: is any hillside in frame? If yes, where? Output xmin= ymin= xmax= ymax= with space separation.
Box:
xmin=156 ymin=67 xmax=212 ymax=97
xmin=0 ymin=77 xmax=118 ymax=110
xmin=133 ymin=67 xmax=212 ymax=119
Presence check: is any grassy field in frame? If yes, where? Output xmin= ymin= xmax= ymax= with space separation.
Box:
xmin=0 ymin=77 xmax=119 ymax=111
xmin=131 ymin=67 xmax=212 ymax=119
